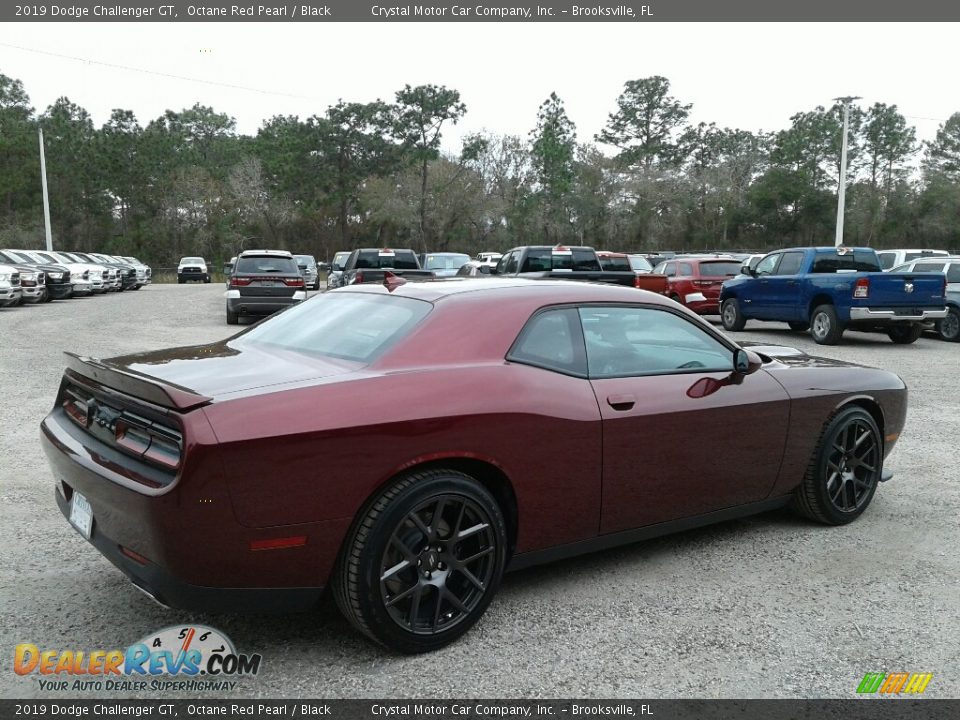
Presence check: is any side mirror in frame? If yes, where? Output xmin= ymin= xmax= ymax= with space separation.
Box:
xmin=743 ymin=265 xmax=757 ymax=277
xmin=733 ymin=348 xmax=762 ymax=375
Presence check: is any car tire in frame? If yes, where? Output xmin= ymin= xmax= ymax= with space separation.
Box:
xmin=810 ymin=305 xmax=843 ymax=345
xmin=788 ymin=321 xmax=810 ymax=331
xmin=790 ymin=406 xmax=882 ymax=525
xmin=938 ymin=307 xmax=960 ymax=342
xmin=333 ymin=469 xmax=508 ymax=654
xmin=887 ymin=324 xmax=924 ymax=344
xmin=226 ymin=308 xmax=239 ymax=325
xmin=204 ymin=276 xmax=211 ymax=284
xmin=721 ymin=298 xmax=746 ymax=331
xmin=177 ymin=278 xmax=184 ymax=284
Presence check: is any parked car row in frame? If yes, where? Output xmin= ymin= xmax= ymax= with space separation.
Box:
xmin=0 ymin=248 xmax=151 ymax=308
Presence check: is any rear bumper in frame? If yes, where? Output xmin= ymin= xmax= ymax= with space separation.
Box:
xmin=850 ymin=307 xmax=948 ymax=322
xmin=684 ymin=293 xmax=721 ymax=314
xmin=40 ymin=410 xmax=337 ymax=613
xmin=53 ymin=488 xmax=323 ymax=612
xmin=226 ymin=290 xmax=305 ymax=315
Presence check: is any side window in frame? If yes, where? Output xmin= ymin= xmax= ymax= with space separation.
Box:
xmin=579 ymin=306 xmax=733 ymax=378
xmin=678 ymin=262 xmax=693 ymax=276
xmin=755 ymin=254 xmax=781 ymax=275
xmin=913 ymin=262 xmax=946 ymax=273
xmin=507 ymin=309 xmax=586 ymax=376
xmin=877 ymin=252 xmax=896 ymax=270
xmin=773 ymin=252 xmax=803 ymax=276
xmin=497 ymin=251 xmax=518 ymax=275
xmin=663 ymin=263 xmax=676 ymax=277
xmin=947 ymin=264 xmax=960 ymax=283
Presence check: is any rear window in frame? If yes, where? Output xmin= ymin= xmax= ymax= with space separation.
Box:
xmin=904 ymin=251 xmax=947 ymax=262
xmin=236 ymin=256 xmax=299 ymax=274
xmin=424 ymin=254 xmax=470 ymax=271
xmin=294 ymin=255 xmax=316 ymax=266
xmin=811 ymin=250 xmax=880 ymax=273
xmin=521 ymin=248 xmax=601 ymax=272
xmin=355 ymin=250 xmax=420 ymax=270
xmin=698 ymin=261 xmax=742 ymax=277
xmin=239 ymin=293 xmax=432 ymax=363
xmin=598 ymin=255 xmax=631 ymax=271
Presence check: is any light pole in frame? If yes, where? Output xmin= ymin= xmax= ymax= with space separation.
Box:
xmin=38 ymin=127 xmax=53 ymax=252
xmin=833 ymin=96 xmax=861 ymax=248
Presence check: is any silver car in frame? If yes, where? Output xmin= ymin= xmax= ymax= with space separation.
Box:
xmin=293 ymin=254 xmax=320 ymax=290
xmin=326 ymin=251 xmax=351 ymax=289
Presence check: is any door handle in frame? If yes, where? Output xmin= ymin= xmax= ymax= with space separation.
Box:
xmin=607 ymin=394 xmax=636 ymax=411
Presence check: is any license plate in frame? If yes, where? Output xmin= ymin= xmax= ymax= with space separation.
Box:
xmin=894 ymin=307 xmax=920 ymax=316
xmin=254 ymin=280 xmax=282 ymax=286
xmin=69 ymin=492 xmax=94 ymax=539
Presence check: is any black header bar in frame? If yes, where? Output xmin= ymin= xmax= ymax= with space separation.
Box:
xmin=3 ymin=1 xmax=960 ymax=22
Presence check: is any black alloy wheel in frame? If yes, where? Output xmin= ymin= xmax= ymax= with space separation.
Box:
xmin=791 ymin=406 xmax=882 ymax=525
xmin=334 ymin=470 xmax=507 ymax=653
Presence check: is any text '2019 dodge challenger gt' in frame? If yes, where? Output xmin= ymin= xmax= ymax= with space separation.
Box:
xmin=41 ymin=279 xmax=907 ymax=653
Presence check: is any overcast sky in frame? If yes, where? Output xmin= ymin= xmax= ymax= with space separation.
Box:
xmin=1 ymin=23 xmax=957 ymax=153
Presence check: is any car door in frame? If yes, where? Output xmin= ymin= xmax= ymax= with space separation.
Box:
xmin=578 ymin=304 xmax=791 ymax=534
xmin=746 ymin=252 xmax=783 ymax=319
xmin=759 ymin=251 xmax=804 ymax=321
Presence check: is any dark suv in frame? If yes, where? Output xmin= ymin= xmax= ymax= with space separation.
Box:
xmin=225 ymin=250 xmax=306 ymax=325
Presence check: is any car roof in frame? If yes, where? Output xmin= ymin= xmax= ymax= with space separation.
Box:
xmin=239 ymin=249 xmax=292 ymax=257
xmin=336 ymin=277 xmax=675 ymax=306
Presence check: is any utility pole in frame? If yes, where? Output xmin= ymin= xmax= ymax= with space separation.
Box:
xmin=833 ymin=96 xmax=861 ymax=247
xmin=39 ymin=127 xmax=53 ymax=251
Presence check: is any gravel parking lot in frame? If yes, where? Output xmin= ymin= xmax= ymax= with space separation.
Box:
xmin=1 ymin=284 xmax=958 ymax=699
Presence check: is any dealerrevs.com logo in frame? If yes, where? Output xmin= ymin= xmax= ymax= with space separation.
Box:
xmin=856 ymin=672 xmax=934 ymax=695
xmin=14 ymin=625 xmax=262 ymax=692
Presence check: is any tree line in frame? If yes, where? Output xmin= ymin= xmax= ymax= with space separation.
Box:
xmin=1 ymin=71 xmax=959 ymax=267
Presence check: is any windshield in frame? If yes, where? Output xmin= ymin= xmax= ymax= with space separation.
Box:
xmin=424 ymin=254 xmax=470 ymax=271
xmin=332 ymin=252 xmax=350 ymax=270
xmin=181 ymin=257 xmax=204 ymax=264
xmin=240 ymin=292 xmax=432 ymax=363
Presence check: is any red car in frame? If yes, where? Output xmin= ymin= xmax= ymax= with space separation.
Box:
xmin=41 ymin=280 xmax=907 ymax=653
xmin=654 ymin=257 xmax=744 ymax=314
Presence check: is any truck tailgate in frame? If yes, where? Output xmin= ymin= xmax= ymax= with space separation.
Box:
xmin=860 ymin=272 xmax=945 ymax=307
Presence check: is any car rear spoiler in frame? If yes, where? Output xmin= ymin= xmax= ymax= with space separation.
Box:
xmin=63 ymin=352 xmax=213 ymax=412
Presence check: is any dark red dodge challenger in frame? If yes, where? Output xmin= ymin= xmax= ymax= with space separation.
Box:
xmin=41 ymin=279 xmax=907 ymax=653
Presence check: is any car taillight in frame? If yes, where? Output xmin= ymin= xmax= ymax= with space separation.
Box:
xmin=634 ymin=275 xmax=643 ymax=289
xmin=284 ymin=277 xmax=305 ymax=287
xmin=115 ymin=418 xmax=182 ymax=470
xmin=230 ymin=277 xmax=252 ymax=287
xmin=354 ymin=270 xmax=365 ymax=284
xmin=854 ymin=277 xmax=870 ymax=299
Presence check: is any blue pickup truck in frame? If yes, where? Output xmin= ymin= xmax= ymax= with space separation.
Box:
xmin=719 ymin=246 xmax=948 ymax=345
